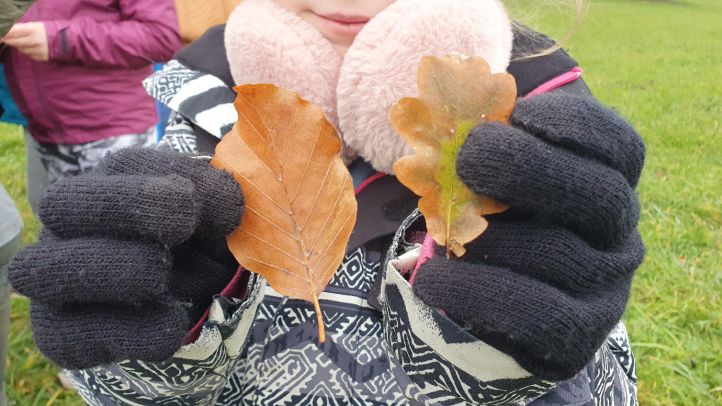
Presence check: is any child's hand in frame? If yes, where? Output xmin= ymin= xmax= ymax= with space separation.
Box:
xmin=8 ymin=148 xmax=245 ymax=369
xmin=2 ymin=22 xmax=49 ymax=61
xmin=412 ymin=93 xmax=646 ymax=381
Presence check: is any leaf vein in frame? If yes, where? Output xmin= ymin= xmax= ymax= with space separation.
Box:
xmin=246 ymin=206 xmax=300 ymax=242
xmin=225 ymin=166 xmax=289 ymax=214
xmin=237 ymin=95 xmax=273 ymax=148
xmin=300 ymin=156 xmax=335 ymax=231
xmin=310 ymin=208 xmax=355 ymax=272
xmin=239 ymin=229 xmax=304 ymax=266
xmin=308 ymin=177 xmax=345 ymax=254
xmin=238 ymin=255 xmax=308 ymax=283
xmin=290 ymin=125 xmax=323 ymax=203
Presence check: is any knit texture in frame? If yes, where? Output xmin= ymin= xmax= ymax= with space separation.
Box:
xmin=414 ymin=258 xmax=634 ymax=381
xmin=414 ymin=93 xmax=645 ymax=381
xmin=40 ymin=175 xmax=201 ymax=246
xmin=8 ymin=147 xmax=244 ymax=369
xmin=9 ymin=233 xmax=172 ymax=305
xmin=461 ymin=222 xmax=645 ymax=294
xmin=94 ymin=147 xmax=244 ymax=237
xmin=30 ymin=301 xmax=189 ymax=370
xmin=457 ymin=95 xmax=644 ymax=248
xmin=511 ymin=93 xmax=645 ymax=188
xmin=170 ymin=235 xmax=242 ymax=322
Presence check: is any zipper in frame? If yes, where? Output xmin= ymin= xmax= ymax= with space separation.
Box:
xmin=354 ymin=172 xmax=387 ymax=195
xmin=522 ymin=67 xmax=583 ymax=100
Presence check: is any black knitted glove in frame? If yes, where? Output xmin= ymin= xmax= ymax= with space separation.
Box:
xmin=8 ymin=148 xmax=244 ymax=369
xmin=413 ymin=93 xmax=646 ymax=381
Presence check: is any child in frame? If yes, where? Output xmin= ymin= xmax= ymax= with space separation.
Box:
xmin=0 ymin=0 xmax=181 ymax=214
xmin=9 ymin=0 xmax=645 ymax=404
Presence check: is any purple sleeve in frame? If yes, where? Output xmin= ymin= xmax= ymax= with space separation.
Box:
xmin=45 ymin=0 xmax=181 ymax=68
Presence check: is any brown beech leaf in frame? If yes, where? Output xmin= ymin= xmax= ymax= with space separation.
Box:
xmin=391 ymin=55 xmax=516 ymax=258
xmin=211 ymin=84 xmax=357 ymax=343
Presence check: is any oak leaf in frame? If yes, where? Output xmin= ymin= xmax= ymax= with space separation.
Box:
xmin=391 ymin=55 xmax=516 ymax=258
xmin=211 ymin=84 xmax=357 ymax=343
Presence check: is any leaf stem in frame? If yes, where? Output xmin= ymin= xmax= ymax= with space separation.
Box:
xmin=312 ymin=292 xmax=326 ymax=343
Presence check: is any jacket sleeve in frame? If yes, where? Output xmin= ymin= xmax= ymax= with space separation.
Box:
xmin=378 ymin=210 xmax=638 ymax=405
xmin=64 ymin=273 xmax=266 ymax=405
xmin=43 ymin=0 xmax=180 ymax=68
xmin=143 ymin=59 xmax=237 ymax=154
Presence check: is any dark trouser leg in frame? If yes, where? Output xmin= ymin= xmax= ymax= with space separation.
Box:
xmin=0 ymin=233 xmax=21 ymax=406
xmin=24 ymin=130 xmax=51 ymax=218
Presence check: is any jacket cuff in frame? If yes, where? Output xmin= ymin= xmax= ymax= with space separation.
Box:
xmin=183 ymin=267 xmax=249 ymax=345
xmin=379 ymin=246 xmax=558 ymax=403
xmin=65 ymin=273 xmax=266 ymax=405
xmin=44 ymin=20 xmax=72 ymax=62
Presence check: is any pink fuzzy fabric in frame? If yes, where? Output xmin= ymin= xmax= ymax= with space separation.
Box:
xmin=225 ymin=0 xmax=512 ymax=173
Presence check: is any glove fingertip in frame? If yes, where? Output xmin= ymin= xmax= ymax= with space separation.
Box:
xmin=146 ymin=174 xmax=203 ymax=245
xmin=113 ymin=303 xmax=191 ymax=363
xmin=30 ymin=301 xmax=190 ymax=370
xmin=456 ymin=122 xmax=527 ymax=199
xmin=85 ymin=147 xmax=244 ymax=238
xmin=6 ymin=248 xmax=36 ymax=296
xmin=411 ymin=258 xmax=455 ymax=308
xmin=38 ymin=174 xmax=202 ymax=246
xmin=195 ymin=167 xmax=244 ymax=237
xmin=511 ymin=93 xmax=646 ymax=188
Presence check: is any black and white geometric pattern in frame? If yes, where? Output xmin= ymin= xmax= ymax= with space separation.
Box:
xmin=31 ymin=127 xmax=156 ymax=180
xmin=159 ymin=111 xmax=199 ymax=154
xmin=143 ymin=60 xmax=199 ymax=106
xmin=217 ymin=247 xmax=407 ymax=405
xmin=144 ymin=61 xmax=237 ymax=140
xmin=607 ymin=323 xmax=637 ymax=385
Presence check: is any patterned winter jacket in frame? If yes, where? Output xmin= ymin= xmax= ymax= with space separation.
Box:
xmin=65 ymin=26 xmax=638 ymax=405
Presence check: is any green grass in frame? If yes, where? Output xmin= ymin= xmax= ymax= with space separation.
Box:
xmin=0 ymin=124 xmax=40 ymax=247
xmin=1 ymin=0 xmax=721 ymax=404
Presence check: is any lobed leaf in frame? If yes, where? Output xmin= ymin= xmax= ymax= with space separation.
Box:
xmin=392 ymin=55 xmax=516 ymax=257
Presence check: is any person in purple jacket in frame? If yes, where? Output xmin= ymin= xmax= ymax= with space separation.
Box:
xmin=0 ymin=0 xmax=181 ymax=214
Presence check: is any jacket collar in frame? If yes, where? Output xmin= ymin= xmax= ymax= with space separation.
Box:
xmin=224 ymin=0 xmax=513 ymax=173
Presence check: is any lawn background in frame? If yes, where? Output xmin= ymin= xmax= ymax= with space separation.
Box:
xmin=1 ymin=0 xmax=720 ymax=404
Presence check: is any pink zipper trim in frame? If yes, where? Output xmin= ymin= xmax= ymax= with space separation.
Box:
xmin=522 ymin=67 xmax=583 ymax=100
xmin=354 ymin=172 xmax=387 ymax=195
xmin=409 ymin=234 xmax=436 ymax=285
